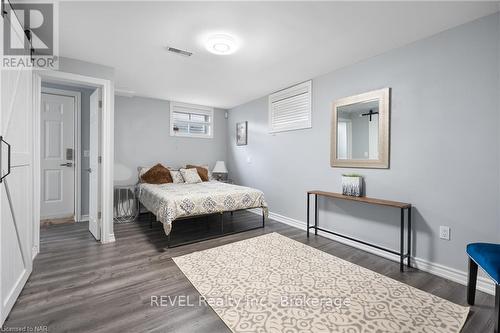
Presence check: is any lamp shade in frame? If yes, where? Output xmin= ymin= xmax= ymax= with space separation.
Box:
xmin=213 ymin=161 xmax=228 ymax=174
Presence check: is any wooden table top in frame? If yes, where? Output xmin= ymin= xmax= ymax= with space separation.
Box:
xmin=308 ymin=190 xmax=411 ymax=209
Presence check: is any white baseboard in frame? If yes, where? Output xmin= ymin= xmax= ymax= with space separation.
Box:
xmin=250 ymin=209 xmax=496 ymax=295
xmin=32 ymin=245 xmax=39 ymax=260
xmin=104 ymin=233 xmax=116 ymax=244
xmin=40 ymin=214 xmax=75 ymax=221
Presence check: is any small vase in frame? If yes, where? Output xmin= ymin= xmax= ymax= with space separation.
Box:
xmin=342 ymin=176 xmax=363 ymax=197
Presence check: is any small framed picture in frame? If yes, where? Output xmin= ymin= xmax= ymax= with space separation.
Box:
xmin=236 ymin=121 xmax=248 ymax=146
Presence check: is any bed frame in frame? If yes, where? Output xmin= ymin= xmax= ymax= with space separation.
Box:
xmin=146 ymin=208 xmax=266 ymax=248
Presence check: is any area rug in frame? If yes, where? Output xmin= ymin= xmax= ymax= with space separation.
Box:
xmin=173 ymin=233 xmax=469 ymax=333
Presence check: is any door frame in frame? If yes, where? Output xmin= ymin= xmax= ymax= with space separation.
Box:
xmin=40 ymin=87 xmax=82 ymax=222
xmin=33 ymin=70 xmax=114 ymax=257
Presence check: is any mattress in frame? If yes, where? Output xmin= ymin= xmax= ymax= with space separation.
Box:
xmin=137 ymin=181 xmax=268 ymax=235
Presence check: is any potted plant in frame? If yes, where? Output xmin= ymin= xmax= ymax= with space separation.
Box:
xmin=342 ymin=174 xmax=363 ymax=197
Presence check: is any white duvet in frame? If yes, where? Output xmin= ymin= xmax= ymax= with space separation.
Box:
xmin=137 ymin=181 xmax=268 ymax=235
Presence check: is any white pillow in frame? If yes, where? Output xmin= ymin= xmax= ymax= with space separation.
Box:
xmin=169 ymin=170 xmax=185 ymax=183
xmin=180 ymin=168 xmax=202 ymax=184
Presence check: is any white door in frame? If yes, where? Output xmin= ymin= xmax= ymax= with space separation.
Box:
xmin=40 ymin=93 xmax=75 ymax=220
xmin=88 ymin=89 xmax=100 ymax=240
xmin=0 ymin=10 xmax=34 ymax=326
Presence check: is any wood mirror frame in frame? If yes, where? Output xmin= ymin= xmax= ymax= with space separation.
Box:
xmin=331 ymin=88 xmax=390 ymax=169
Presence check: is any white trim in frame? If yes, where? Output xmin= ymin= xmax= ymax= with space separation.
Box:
xmin=32 ymin=245 xmax=39 ymax=260
xmin=32 ymin=74 xmax=41 ymax=260
xmin=33 ymin=70 xmax=114 ymax=248
xmin=169 ymin=101 xmax=214 ymax=139
xmin=170 ymin=132 xmax=214 ymax=139
xmin=248 ymin=208 xmax=496 ymax=295
xmin=41 ymin=87 xmax=82 ymax=222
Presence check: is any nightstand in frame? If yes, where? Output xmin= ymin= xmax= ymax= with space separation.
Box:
xmin=113 ymin=185 xmax=139 ymax=223
xmin=219 ymin=179 xmax=234 ymax=184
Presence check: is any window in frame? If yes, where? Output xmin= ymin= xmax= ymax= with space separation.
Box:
xmin=337 ymin=118 xmax=352 ymax=159
xmin=268 ymin=80 xmax=312 ymax=133
xmin=170 ymin=101 xmax=214 ymax=138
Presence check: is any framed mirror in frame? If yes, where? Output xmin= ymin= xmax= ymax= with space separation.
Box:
xmin=331 ymin=88 xmax=390 ymax=168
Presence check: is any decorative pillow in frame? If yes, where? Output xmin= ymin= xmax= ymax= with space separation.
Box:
xmin=169 ymin=170 xmax=185 ymax=184
xmin=186 ymin=164 xmax=209 ymax=182
xmin=137 ymin=166 xmax=150 ymax=182
xmin=180 ymin=168 xmax=202 ymax=184
xmin=206 ymin=165 xmax=216 ymax=181
xmin=141 ymin=164 xmax=172 ymax=184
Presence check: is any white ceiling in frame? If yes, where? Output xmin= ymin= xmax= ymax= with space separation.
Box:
xmin=59 ymin=1 xmax=499 ymax=109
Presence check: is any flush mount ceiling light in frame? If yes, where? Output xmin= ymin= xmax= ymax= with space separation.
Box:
xmin=205 ymin=34 xmax=239 ymax=55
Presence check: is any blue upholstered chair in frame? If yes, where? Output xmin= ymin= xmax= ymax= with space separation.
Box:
xmin=467 ymin=243 xmax=500 ymax=333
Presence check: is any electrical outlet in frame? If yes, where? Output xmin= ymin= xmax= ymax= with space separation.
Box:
xmin=439 ymin=226 xmax=450 ymax=240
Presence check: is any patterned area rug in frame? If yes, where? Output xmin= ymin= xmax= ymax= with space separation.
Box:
xmin=173 ymin=233 xmax=469 ymax=333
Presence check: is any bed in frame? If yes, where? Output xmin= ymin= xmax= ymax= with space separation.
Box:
xmin=137 ymin=180 xmax=268 ymax=245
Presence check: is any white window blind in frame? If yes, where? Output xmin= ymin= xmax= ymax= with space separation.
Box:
xmin=268 ymin=80 xmax=312 ymax=133
xmin=170 ymin=101 xmax=214 ymax=138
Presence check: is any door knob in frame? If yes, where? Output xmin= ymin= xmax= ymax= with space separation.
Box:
xmin=60 ymin=162 xmax=73 ymax=167
xmin=86 ymin=168 xmax=92 ymax=173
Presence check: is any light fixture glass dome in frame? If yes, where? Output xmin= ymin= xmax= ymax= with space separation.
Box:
xmin=205 ymin=34 xmax=239 ymax=55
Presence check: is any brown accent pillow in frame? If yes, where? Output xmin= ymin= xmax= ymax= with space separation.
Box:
xmin=186 ymin=164 xmax=209 ymax=182
xmin=141 ymin=163 xmax=172 ymax=184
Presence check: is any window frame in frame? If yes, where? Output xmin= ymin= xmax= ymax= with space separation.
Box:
xmin=169 ymin=101 xmax=214 ymax=139
xmin=268 ymin=80 xmax=312 ymax=133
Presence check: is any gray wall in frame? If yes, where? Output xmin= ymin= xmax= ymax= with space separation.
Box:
xmin=227 ymin=13 xmax=500 ymax=272
xmin=114 ymin=96 xmax=227 ymax=185
xmin=41 ymin=82 xmax=96 ymax=216
xmin=58 ymin=57 xmax=115 ymax=81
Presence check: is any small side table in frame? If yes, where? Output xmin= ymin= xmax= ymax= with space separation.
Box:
xmin=219 ymin=179 xmax=234 ymax=184
xmin=114 ymin=185 xmax=138 ymax=223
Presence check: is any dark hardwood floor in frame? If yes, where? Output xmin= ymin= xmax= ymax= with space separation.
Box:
xmin=3 ymin=211 xmax=495 ymax=332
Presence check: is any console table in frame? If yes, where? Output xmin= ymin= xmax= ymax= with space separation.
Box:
xmin=306 ymin=190 xmax=412 ymax=272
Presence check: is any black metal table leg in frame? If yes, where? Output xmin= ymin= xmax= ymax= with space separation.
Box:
xmin=314 ymin=194 xmax=318 ymax=235
xmin=262 ymin=210 xmax=265 ymax=228
xmin=307 ymin=193 xmax=310 ymax=238
xmin=400 ymin=208 xmax=404 ymax=272
xmin=221 ymin=213 xmax=224 ymax=233
xmin=407 ymin=206 xmax=412 ymax=268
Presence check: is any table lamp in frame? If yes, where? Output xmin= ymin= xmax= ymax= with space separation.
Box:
xmin=212 ymin=161 xmax=228 ymax=181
